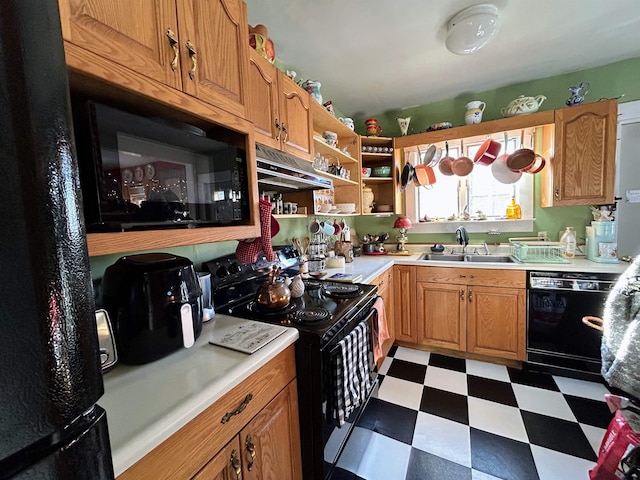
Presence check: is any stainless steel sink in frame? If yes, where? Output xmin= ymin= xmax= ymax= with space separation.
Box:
xmin=419 ymin=253 xmax=519 ymax=263
xmin=419 ymin=253 xmax=465 ymax=261
xmin=465 ymin=254 xmax=518 ymax=263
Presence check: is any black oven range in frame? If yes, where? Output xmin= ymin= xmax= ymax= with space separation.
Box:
xmin=203 ymin=250 xmax=379 ymax=480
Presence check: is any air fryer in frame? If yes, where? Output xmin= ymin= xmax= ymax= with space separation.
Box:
xmin=101 ymin=253 xmax=203 ymax=364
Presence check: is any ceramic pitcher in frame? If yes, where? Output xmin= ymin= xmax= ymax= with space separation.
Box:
xmin=365 ymin=118 xmax=383 ymax=136
xmin=464 ymin=101 xmax=486 ymax=125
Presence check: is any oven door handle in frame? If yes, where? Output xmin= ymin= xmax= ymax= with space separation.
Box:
xmin=582 ymin=316 xmax=604 ymax=332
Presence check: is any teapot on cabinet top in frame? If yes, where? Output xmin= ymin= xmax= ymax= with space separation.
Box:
xmin=501 ymin=95 xmax=546 ymax=117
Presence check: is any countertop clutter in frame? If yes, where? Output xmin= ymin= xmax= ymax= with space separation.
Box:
xmin=101 ymin=248 xmax=626 ymax=477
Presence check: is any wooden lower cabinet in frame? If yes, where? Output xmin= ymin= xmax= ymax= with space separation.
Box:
xmin=193 ymin=381 xmax=302 ymax=480
xmin=117 ymin=346 xmax=301 ymax=480
xmin=467 ymin=286 xmax=526 ymax=361
xmin=414 ymin=267 xmax=526 ymax=361
xmin=370 ymin=266 xmax=395 ymax=367
xmin=417 ymin=282 xmax=466 ymax=352
xmin=393 ymin=265 xmax=417 ymax=343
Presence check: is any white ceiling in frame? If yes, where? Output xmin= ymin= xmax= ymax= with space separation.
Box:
xmin=244 ymin=0 xmax=640 ymax=118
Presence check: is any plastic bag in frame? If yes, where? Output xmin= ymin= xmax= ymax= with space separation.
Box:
xmin=590 ymin=410 xmax=640 ymax=479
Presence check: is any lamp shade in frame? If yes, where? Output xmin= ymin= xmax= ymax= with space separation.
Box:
xmin=393 ymin=216 xmax=413 ymax=229
xmin=445 ymin=4 xmax=499 ymax=55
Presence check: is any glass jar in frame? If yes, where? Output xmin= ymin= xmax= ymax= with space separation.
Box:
xmin=506 ymin=197 xmax=521 ymax=219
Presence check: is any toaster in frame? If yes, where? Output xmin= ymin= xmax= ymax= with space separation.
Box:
xmin=101 ymin=253 xmax=203 ymax=364
xmin=95 ymin=309 xmax=118 ymax=371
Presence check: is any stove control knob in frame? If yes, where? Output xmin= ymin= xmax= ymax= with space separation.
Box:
xmin=229 ymin=263 xmax=242 ymax=274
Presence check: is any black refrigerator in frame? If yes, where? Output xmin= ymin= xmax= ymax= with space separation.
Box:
xmin=0 ymin=1 xmax=114 ymax=478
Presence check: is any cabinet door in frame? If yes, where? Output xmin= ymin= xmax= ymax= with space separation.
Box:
xmin=192 ymin=437 xmax=242 ymax=480
xmin=278 ymin=72 xmax=314 ymax=162
xmin=467 ymin=286 xmax=526 ymax=361
xmin=177 ymin=0 xmax=249 ymax=118
xmin=240 ymin=381 xmax=302 ymax=480
xmin=549 ymin=100 xmax=617 ymax=206
xmin=247 ymin=49 xmax=280 ymax=149
xmin=393 ymin=265 xmax=417 ymax=343
xmin=417 ymin=282 xmax=466 ymax=352
xmin=59 ymin=0 xmax=181 ymax=89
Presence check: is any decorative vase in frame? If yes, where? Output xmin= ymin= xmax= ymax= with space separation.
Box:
xmin=362 ymin=185 xmax=374 ymax=214
xmin=464 ymin=100 xmax=485 ymax=125
xmin=566 ymin=82 xmax=590 ymax=106
xmin=397 ymin=117 xmax=411 ymax=136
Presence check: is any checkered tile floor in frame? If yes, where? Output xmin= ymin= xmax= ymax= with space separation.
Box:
xmin=329 ymin=346 xmax=612 ymax=480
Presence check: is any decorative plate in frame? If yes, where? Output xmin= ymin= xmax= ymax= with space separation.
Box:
xmin=134 ymin=166 xmax=144 ymax=182
xmin=145 ymin=163 xmax=155 ymax=180
xmin=122 ymin=168 xmax=133 ymax=183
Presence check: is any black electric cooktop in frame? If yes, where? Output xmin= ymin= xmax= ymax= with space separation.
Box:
xmin=225 ymin=280 xmax=377 ymax=344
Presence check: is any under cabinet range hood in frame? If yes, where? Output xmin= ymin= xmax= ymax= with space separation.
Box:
xmin=255 ymin=144 xmax=332 ymax=191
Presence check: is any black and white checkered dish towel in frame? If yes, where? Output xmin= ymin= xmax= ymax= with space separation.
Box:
xmin=330 ymin=320 xmax=374 ymax=426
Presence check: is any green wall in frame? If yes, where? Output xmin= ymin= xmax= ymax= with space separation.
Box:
xmin=352 ymin=57 xmax=640 ymax=137
xmin=89 ymin=57 xmax=640 ymax=278
xmin=352 ymin=56 xmax=640 ymax=244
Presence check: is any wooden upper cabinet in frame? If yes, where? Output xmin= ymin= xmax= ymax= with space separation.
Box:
xmin=247 ymin=49 xmax=280 ymax=149
xmin=278 ymin=71 xmax=313 ymax=161
xmin=246 ymin=50 xmax=313 ymax=161
xmin=543 ymin=100 xmax=618 ymax=206
xmin=58 ymin=0 xmax=182 ymax=89
xmin=176 ymin=0 xmax=249 ymax=118
xmin=60 ymin=0 xmax=250 ymax=117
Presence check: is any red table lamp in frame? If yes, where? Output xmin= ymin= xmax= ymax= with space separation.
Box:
xmin=393 ymin=216 xmax=412 ymax=253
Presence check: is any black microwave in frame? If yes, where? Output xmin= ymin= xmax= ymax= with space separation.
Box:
xmin=73 ymin=101 xmax=250 ymax=232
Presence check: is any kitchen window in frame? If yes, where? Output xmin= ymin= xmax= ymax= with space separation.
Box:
xmin=405 ymin=129 xmax=536 ymax=234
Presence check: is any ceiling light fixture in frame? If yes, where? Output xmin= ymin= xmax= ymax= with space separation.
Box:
xmin=445 ymin=4 xmax=500 ymax=55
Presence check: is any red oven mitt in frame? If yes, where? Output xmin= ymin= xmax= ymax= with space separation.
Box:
xmin=235 ymin=198 xmax=278 ymax=263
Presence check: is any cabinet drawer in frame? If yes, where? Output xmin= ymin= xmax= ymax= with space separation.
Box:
xmin=118 ymin=345 xmax=296 ymax=480
xmin=369 ymin=266 xmax=392 ymax=294
xmin=417 ymin=267 xmax=525 ymax=288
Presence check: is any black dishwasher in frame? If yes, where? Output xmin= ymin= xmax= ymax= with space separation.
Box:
xmin=527 ymin=271 xmax=618 ymax=380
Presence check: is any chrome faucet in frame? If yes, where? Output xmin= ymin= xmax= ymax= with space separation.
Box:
xmin=455 ymin=226 xmax=469 ymax=253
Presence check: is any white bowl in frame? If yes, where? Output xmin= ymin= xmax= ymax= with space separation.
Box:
xmin=318 ymin=204 xmax=332 ymax=213
xmin=334 ymin=203 xmax=356 ymax=213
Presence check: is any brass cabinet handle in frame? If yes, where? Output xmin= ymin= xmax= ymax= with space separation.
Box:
xmin=460 ymin=289 xmax=465 ymax=301
xmin=468 ymin=275 xmax=474 ymax=279
xmin=378 ymin=280 xmax=384 ymax=289
xmin=554 ymin=186 xmax=560 ymax=199
xmin=165 ymin=29 xmax=179 ymax=71
xmin=230 ymin=449 xmax=242 ymax=479
xmin=275 ymin=119 xmax=281 ymax=140
xmin=245 ymin=435 xmax=257 ymax=471
xmin=459 ymin=274 xmax=466 ymax=278
xmin=469 ymin=290 xmax=473 ymax=302
xmin=221 ymin=394 xmax=253 ymax=424
xmin=281 ymin=123 xmax=288 ymax=143
xmin=186 ymin=40 xmax=197 ymax=80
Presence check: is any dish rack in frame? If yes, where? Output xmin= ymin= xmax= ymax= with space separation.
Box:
xmin=509 ymin=239 xmax=569 ymax=264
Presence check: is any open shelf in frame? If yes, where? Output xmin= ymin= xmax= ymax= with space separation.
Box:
xmin=362 ymin=177 xmax=392 ymax=182
xmin=313 ymin=136 xmax=358 ymax=164
xmin=273 ymin=214 xmax=308 ymax=219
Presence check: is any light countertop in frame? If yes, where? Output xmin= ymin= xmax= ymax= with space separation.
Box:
xmin=321 ymin=245 xmax=628 ymax=282
xmin=99 ymin=316 xmax=298 ymax=477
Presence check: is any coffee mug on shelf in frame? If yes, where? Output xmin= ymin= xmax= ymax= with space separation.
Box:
xmin=320 ymin=221 xmax=335 ymax=236
xmin=323 ymin=130 xmax=338 ymax=148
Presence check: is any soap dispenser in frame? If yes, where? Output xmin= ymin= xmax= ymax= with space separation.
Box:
xmin=506 ymin=197 xmax=521 ymax=219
